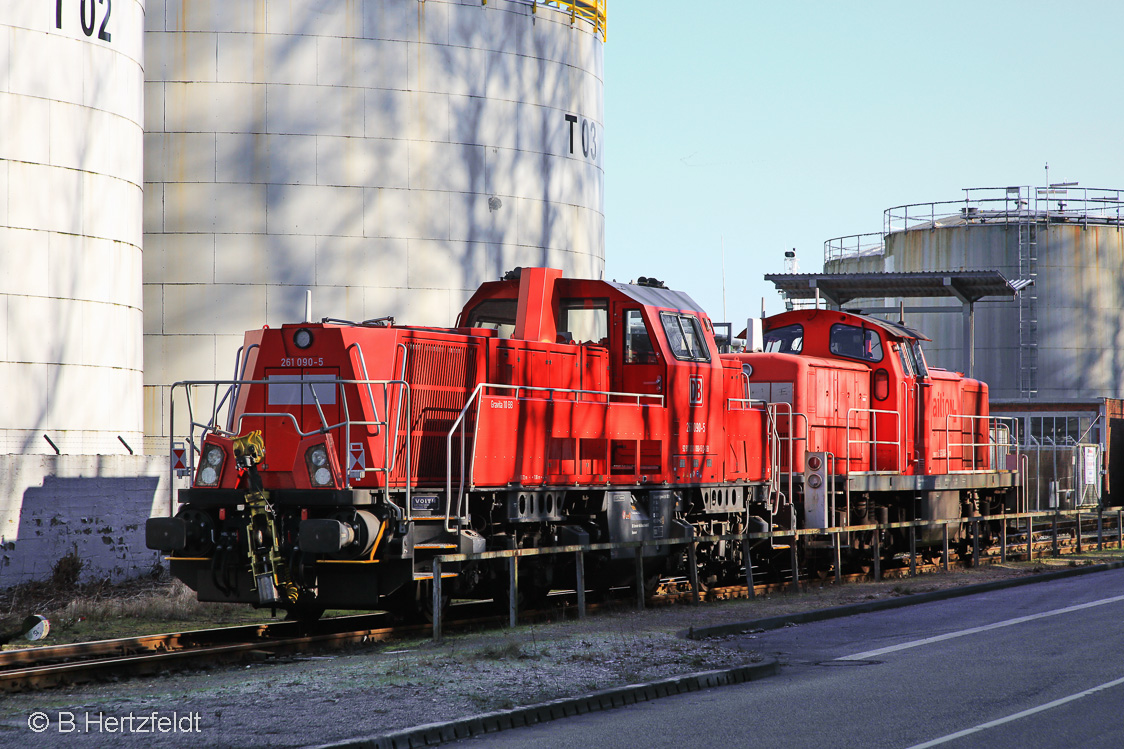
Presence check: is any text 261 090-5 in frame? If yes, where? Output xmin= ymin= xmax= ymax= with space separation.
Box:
xmin=280 ymin=358 xmax=324 ymax=367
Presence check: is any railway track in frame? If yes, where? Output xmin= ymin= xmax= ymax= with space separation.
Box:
xmin=4 ymin=515 xmax=1121 ymax=693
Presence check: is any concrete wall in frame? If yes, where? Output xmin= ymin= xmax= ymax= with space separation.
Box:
xmin=0 ymin=455 xmax=177 ymax=586
xmin=0 ymin=3 xmax=146 ymax=456
xmin=142 ymin=0 xmax=606 ymax=448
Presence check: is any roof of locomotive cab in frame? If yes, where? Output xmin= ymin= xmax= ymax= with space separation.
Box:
xmin=763 ymin=308 xmax=931 ymax=342
xmin=456 ymin=271 xmax=708 ymax=325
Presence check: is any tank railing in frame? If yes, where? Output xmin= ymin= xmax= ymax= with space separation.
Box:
xmin=427 ymin=505 xmax=1124 ymax=639
xmin=521 ymin=0 xmax=607 ymax=40
xmin=845 ymin=407 xmax=904 ymax=474
xmin=884 ymin=186 xmax=1124 ymax=235
xmin=167 ymin=378 xmax=412 ymax=513
xmin=445 ymin=381 xmax=665 ymax=534
xmin=942 ymin=415 xmax=1019 ymax=474
xmin=823 ymin=232 xmax=886 ymax=264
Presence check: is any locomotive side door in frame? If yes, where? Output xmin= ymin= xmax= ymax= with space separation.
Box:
xmin=615 ymin=307 xmax=664 ymax=397
xmin=893 ymin=341 xmax=928 ymax=473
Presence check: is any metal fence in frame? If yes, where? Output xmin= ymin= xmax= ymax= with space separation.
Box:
xmin=429 ymin=506 xmax=1124 ymax=640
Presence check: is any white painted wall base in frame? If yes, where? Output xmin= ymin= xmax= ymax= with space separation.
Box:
xmin=0 ymin=455 xmax=180 ymax=587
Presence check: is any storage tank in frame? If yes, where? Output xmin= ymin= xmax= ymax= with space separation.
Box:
xmin=0 ymin=3 xmax=145 ymax=455
xmin=824 ymin=186 xmax=1124 ymax=402
xmin=143 ymin=0 xmax=606 ymax=447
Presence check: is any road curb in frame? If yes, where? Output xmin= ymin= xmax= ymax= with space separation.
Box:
xmin=309 ymin=659 xmax=779 ymax=749
xmin=684 ymin=560 xmax=1124 ymax=640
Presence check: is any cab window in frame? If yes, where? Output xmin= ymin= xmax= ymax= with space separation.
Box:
xmin=660 ymin=312 xmax=710 ymax=362
xmin=829 ymin=323 xmax=883 ymax=362
xmin=763 ymin=324 xmax=803 ymax=353
xmin=624 ymin=310 xmax=657 ymax=363
xmin=559 ymin=299 xmax=608 ymax=345
xmin=464 ymin=299 xmax=516 ymax=338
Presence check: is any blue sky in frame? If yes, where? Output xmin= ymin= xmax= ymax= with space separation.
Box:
xmin=602 ymin=1 xmax=1122 ymax=321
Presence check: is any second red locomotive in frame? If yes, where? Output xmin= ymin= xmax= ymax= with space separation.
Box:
xmin=147 ymin=268 xmax=1019 ymax=618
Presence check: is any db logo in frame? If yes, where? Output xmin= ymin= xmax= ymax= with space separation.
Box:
xmin=689 ymin=376 xmax=704 ymax=405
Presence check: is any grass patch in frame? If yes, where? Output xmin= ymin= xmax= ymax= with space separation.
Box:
xmin=1 ymin=557 xmax=274 ymax=648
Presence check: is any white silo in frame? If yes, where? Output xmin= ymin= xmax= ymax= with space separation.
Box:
xmin=0 ymin=3 xmax=145 ymax=455
xmin=1 ymin=3 xmax=158 ymax=586
xmin=143 ymin=0 xmax=606 ymax=446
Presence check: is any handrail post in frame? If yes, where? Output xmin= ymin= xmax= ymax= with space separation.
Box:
xmin=942 ymin=523 xmax=950 ymax=571
xmin=743 ymin=537 xmax=755 ymax=598
xmin=833 ymin=529 xmax=842 ymax=584
xmin=687 ymin=541 xmax=700 ymax=605
xmin=1097 ymin=508 xmax=1104 ymax=551
xmin=972 ymin=519 xmax=980 ymax=567
xmin=1000 ymin=516 xmax=1007 ymax=562
xmin=873 ymin=529 xmax=881 ymax=581
xmin=575 ymin=549 xmax=586 ymax=619
xmin=1026 ymin=516 xmax=1033 ymax=562
xmin=790 ymin=537 xmax=799 ymax=592
xmin=432 ymin=557 xmax=442 ymax=642
xmin=635 ymin=545 xmax=646 ymax=610
xmin=508 ymin=553 xmax=518 ymax=627
xmin=909 ymin=524 xmax=917 ymax=576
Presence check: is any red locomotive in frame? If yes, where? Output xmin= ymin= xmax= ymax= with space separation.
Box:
xmin=147 ymin=268 xmax=1019 ymax=618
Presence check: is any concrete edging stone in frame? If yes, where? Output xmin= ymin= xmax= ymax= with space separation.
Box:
xmin=310 ymin=659 xmax=779 ymax=749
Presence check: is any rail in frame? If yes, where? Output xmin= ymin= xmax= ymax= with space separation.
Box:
xmin=823 ymin=232 xmax=885 ymax=264
xmin=428 ymin=506 xmax=1124 ymax=640
xmin=943 ymin=414 xmax=1019 ymax=473
xmin=445 ymin=381 xmax=664 ymax=533
xmin=506 ymin=1 xmax=606 ymax=40
xmin=168 ymin=376 xmax=412 ymax=512
xmin=846 ymin=407 xmax=904 ymax=472
xmin=824 ymin=186 xmax=1124 ymax=265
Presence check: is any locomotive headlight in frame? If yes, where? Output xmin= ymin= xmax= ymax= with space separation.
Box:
xmin=807 ymin=455 xmax=823 ymax=472
xmin=294 ymin=327 xmax=313 ymax=349
xmin=196 ymin=443 xmax=226 ymax=487
xmin=305 ymin=444 xmax=335 ymax=487
xmin=808 ymin=474 xmax=823 ymax=489
xmin=310 ymin=446 xmax=328 ymax=467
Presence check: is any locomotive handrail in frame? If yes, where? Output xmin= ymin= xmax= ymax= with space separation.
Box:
xmin=168 ymin=377 xmax=412 ymax=513
xmin=942 ymin=414 xmax=1019 ymax=474
xmin=346 ymin=343 xmax=380 ymax=437
xmin=445 ymin=381 xmax=667 ymax=533
xmin=225 ymin=343 xmax=260 ymax=433
xmin=766 ymin=403 xmax=808 ymax=529
xmin=846 ymin=407 xmax=904 ymax=473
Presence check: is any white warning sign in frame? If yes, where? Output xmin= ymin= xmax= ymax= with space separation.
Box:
xmin=349 ymin=443 xmax=365 ymax=480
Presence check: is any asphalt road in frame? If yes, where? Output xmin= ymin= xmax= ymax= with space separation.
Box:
xmin=448 ymin=568 xmax=1124 ymax=749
